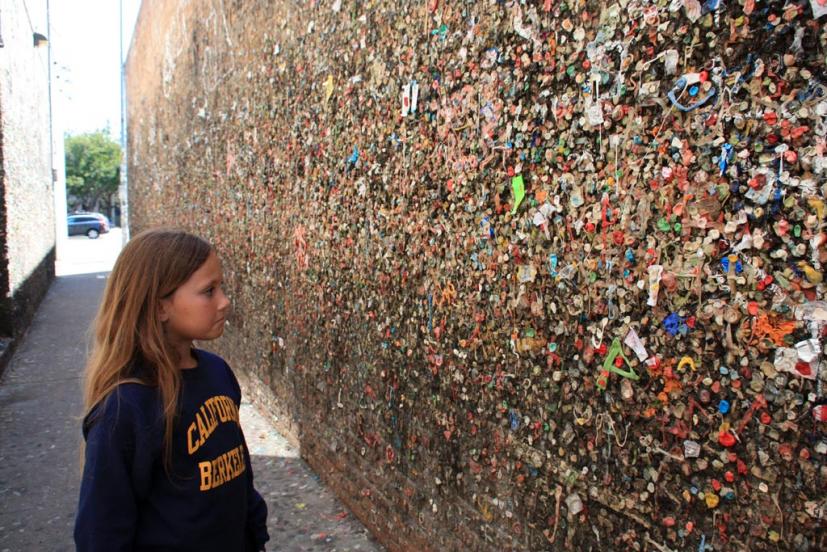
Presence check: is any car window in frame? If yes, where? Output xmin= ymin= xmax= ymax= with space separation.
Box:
xmin=69 ymin=216 xmax=95 ymax=223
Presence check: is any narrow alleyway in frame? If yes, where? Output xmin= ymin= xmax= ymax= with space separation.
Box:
xmin=0 ymin=232 xmax=381 ymax=551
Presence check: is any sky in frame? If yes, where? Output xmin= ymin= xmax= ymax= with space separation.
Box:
xmin=49 ymin=0 xmax=142 ymax=142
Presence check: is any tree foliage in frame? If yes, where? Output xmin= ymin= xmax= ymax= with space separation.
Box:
xmin=64 ymin=131 xmax=121 ymax=211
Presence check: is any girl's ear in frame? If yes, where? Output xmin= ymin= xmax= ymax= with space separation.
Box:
xmin=158 ymin=298 xmax=171 ymax=323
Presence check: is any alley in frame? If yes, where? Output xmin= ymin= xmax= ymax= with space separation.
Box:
xmin=0 ymin=231 xmax=381 ymax=551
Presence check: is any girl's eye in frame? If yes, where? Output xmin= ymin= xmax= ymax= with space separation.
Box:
xmin=204 ymin=287 xmax=214 ymax=296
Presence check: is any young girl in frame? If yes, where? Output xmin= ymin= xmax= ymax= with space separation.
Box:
xmin=75 ymin=228 xmax=269 ymax=551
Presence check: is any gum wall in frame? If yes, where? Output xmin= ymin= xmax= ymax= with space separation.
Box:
xmin=125 ymin=1 xmax=827 ymax=550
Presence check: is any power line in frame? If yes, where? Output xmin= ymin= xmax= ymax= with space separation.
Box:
xmin=20 ymin=0 xmax=35 ymax=34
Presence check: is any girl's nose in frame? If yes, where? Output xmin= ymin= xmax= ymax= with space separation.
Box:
xmin=218 ymin=288 xmax=231 ymax=312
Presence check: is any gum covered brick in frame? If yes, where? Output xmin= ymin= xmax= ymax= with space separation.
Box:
xmin=125 ymin=0 xmax=827 ymax=550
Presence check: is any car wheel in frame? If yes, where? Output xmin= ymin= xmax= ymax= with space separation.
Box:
xmin=87 ymin=228 xmax=100 ymax=239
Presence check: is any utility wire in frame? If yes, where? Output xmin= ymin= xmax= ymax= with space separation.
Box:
xmin=20 ymin=0 xmax=35 ymax=34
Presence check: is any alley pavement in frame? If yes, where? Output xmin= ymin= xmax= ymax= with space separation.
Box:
xmin=0 ymin=230 xmax=381 ymax=551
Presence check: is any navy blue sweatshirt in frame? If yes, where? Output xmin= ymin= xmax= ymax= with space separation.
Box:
xmin=75 ymin=349 xmax=269 ymax=551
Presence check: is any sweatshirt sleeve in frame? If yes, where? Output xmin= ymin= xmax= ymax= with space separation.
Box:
xmin=243 ymin=436 xmax=270 ymax=551
xmin=222 ymin=359 xmax=270 ymax=551
xmin=74 ymin=388 xmax=156 ymax=552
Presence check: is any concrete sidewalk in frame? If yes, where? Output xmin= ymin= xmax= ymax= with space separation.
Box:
xmin=0 ymin=236 xmax=381 ymax=551
xmin=0 ymin=272 xmax=106 ymax=551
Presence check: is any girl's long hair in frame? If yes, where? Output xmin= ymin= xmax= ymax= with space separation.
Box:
xmin=82 ymin=228 xmax=213 ymax=467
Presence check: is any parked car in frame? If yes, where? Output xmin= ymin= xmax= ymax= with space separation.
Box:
xmin=67 ymin=213 xmax=110 ymax=239
xmin=90 ymin=212 xmax=111 ymax=227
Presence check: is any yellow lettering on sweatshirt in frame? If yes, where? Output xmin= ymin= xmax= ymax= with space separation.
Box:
xmin=198 ymin=444 xmax=247 ymax=491
xmin=186 ymin=395 xmax=240 ymax=455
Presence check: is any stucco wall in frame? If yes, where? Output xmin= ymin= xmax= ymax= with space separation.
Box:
xmin=126 ymin=1 xmax=827 ymax=550
xmin=0 ymin=0 xmax=55 ymax=337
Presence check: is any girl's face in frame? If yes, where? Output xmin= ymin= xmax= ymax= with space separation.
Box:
xmin=159 ymin=251 xmax=231 ymax=347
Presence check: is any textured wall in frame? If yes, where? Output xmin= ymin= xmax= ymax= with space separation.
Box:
xmin=0 ymin=0 xmax=55 ymax=337
xmin=127 ymin=1 xmax=827 ymax=550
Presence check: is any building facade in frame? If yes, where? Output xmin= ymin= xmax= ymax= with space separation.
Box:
xmin=0 ymin=2 xmax=56 ymax=342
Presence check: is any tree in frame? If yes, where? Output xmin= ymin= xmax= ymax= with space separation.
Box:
xmin=64 ymin=131 xmax=121 ymax=212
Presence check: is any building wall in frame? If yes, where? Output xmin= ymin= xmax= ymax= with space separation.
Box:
xmin=126 ymin=1 xmax=827 ymax=550
xmin=0 ymin=1 xmax=56 ymax=338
